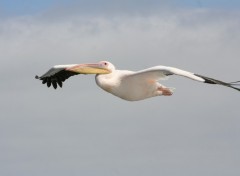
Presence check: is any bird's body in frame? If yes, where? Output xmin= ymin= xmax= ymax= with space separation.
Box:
xmin=36 ymin=61 xmax=240 ymax=101
xmin=96 ymin=69 xmax=159 ymax=101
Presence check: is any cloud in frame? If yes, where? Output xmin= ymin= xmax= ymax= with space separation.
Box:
xmin=1 ymin=7 xmax=240 ymax=176
xmin=1 ymin=9 xmax=240 ymax=81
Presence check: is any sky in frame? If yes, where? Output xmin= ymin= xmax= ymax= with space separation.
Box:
xmin=0 ymin=1 xmax=240 ymax=176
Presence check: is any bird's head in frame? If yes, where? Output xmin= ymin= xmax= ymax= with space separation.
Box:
xmin=98 ymin=61 xmax=116 ymax=72
xmin=66 ymin=61 xmax=115 ymax=75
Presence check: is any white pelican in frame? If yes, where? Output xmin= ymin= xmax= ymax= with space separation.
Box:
xmin=36 ymin=61 xmax=240 ymax=101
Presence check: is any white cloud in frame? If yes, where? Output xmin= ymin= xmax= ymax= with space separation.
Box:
xmin=1 ymin=9 xmax=240 ymax=67
xmin=1 ymin=8 xmax=240 ymax=176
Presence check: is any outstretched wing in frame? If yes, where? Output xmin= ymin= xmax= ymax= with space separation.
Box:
xmin=129 ymin=66 xmax=240 ymax=91
xmin=35 ymin=64 xmax=80 ymax=89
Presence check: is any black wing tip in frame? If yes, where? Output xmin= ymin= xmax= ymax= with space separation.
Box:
xmin=36 ymin=76 xmax=63 ymax=89
xmin=229 ymin=81 xmax=240 ymax=85
xmin=194 ymin=74 xmax=240 ymax=91
xmin=36 ymin=69 xmax=78 ymax=89
xmin=194 ymin=74 xmax=216 ymax=84
xmin=48 ymin=84 xmax=62 ymax=89
xmin=45 ymin=79 xmax=63 ymax=89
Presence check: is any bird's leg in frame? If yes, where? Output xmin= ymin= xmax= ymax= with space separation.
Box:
xmin=157 ymin=86 xmax=173 ymax=96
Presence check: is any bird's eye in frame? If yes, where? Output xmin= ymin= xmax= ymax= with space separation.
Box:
xmin=104 ymin=62 xmax=108 ymax=66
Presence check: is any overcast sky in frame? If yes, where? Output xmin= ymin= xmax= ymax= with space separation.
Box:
xmin=1 ymin=1 xmax=240 ymax=176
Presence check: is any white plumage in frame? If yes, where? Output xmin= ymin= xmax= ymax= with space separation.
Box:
xmin=36 ymin=61 xmax=240 ymax=101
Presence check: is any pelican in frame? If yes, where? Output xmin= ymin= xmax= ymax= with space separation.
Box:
xmin=35 ymin=61 xmax=240 ymax=101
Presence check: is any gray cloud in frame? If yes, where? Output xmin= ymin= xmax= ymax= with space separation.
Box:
xmin=0 ymin=8 xmax=240 ymax=176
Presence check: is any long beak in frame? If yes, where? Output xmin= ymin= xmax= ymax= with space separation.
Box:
xmin=66 ymin=63 xmax=111 ymax=74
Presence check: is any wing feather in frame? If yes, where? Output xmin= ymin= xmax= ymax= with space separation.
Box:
xmin=130 ymin=66 xmax=204 ymax=82
xmin=129 ymin=66 xmax=240 ymax=91
xmin=35 ymin=64 xmax=80 ymax=89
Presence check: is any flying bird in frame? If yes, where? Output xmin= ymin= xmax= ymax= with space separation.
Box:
xmin=35 ymin=61 xmax=240 ymax=101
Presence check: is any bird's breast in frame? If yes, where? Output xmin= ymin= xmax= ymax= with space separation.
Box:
xmin=99 ymin=83 xmax=113 ymax=93
xmin=95 ymin=74 xmax=116 ymax=93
